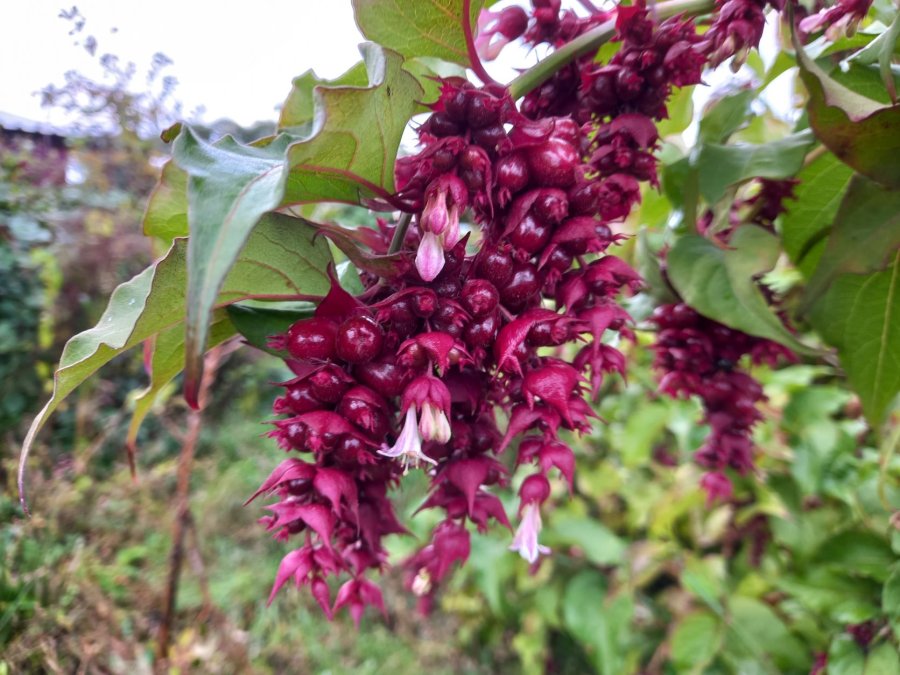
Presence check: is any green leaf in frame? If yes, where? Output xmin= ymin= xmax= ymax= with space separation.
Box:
xmin=831 ymin=63 xmax=900 ymax=106
xmin=279 ymin=62 xmax=369 ymax=130
xmin=808 ymin=253 xmax=900 ymax=428
xmin=801 ymin=173 xmax=900 ymax=308
xmin=828 ymin=635 xmax=866 ymax=675
xmin=698 ymin=90 xmax=755 ymax=144
xmin=142 ymin=159 xmax=189 ymax=240
xmin=657 ymin=85 xmax=694 ymax=137
xmin=884 ymin=564 xmax=900 ymax=618
xmin=351 ymin=0 xmax=482 ymax=66
xmin=667 ymin=225 xmax=816 ymax=355
xmin=562 ymin=571 xmax=634 ymax=675
xmin=795 ymin=37 xmax=900 ymax=188
xmin=865 ymin=643 xmax=900 ymax=675
xmin=670 ymin=611 xmax=722 ymax=673
xmin=813 ymin=530 xmax=896 ymax=582
xmin=18 ymin=214 xmax=332 ymax=508
xmin=283 ymin=43 xmax=423 ymax=202
xmin=847 ymin=12 xmax=900 ymax=104
xmin=781 ymin=152 xmax=855 ymax=277
xmin=226 ymin=302 xmax=315 ymax=355
xmin=681 ymin=557 xmax=726 ymax=615
xmin=173 ymin=128 xmax=292 ymax=405
xmin=547 ymin=515 xmax=627 ymax=566
xmin=695 ymin=131 xmax=815 ymax=204
xmin=125 ymin=311 xmax=237 ymax=459
xmin=726 ymin=596 xmax=808 ymax=672
xmin=174 ymin=43 xmax=420 ymax=403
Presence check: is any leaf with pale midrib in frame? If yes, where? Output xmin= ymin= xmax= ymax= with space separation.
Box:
xmin=19 ymin=214 xmax=332 ymax=511
xmin=172 ymin=43 xmax=421 ymax=405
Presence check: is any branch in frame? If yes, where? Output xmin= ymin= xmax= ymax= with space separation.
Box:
xmin=388 ymin=212 xmax=414 ymax=254
xmin=463 ymin=0 xmax=499 ymax=86
xmin=155 ymin=340 xmax=237 ymax=669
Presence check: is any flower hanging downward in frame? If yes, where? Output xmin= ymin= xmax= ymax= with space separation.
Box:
xmin=415 ymin=175 xmax=468 ymax=281
xmin=509 ymin=474 xmax=552 ymax=563
xmin=379 ymin=407 xmax=436 ymax=470
xmin=510 ymin=502 xmax=550 ymax=564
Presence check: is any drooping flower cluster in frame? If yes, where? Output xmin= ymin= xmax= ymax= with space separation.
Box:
xmin=799 ymin=0 xmax=872 ymax=41
xmin=651 ymin=302 xmax=795 ymax=502
xmin=248 ymin=0 xmax=791 ymax=624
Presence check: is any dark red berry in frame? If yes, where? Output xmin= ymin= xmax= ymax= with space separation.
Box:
xmin=526 ymin=139 xmax=578 ymax=188
xmin=547 ymin=247 xmax=573 ymax=272
xmin=432 ymin=276 xmax=462 ymax=298
xmin=510 ymin=214 xmax=552 ymax=254
xmin=495 ymin=6 xmax=528 ymax=39
xmin=528 ymin=320 xmax=569 ymax=346
xmin=550 ymin=117 xmax=580 ymax=145
xmin=337 ymin=386 xmax=389 ymax=437
xmin=309 ymin=364 xmax=353 ymax=403
xmin=500 ymin=263 xmax=540 ymax=309
xmin=461 ymin=279 xmax=499 ymax=317
xmin=389 ymin=299 xmax=418 ymax=336
xmin=444 ymin=86 xmax=471 ymax=122
xmin=355 ymin=359 xmax=411 ymax=397
xmin=431 ymin=147 xmax=458 ymax=172
xmin=411 ymin=288 xmax=438 ymax=317
xmin=282 ymin=380 xmax=321 ymax=414
xmin=532 ymin=189 xmax=569 ymax=225
xmin=286 ymin=318 xmax=338 ymax=361
xmin=471 ymin=124 xmax=508 ymax=152
xmin=615 ymin=69 xmax=644 ymax=101
xmin=466 ymin=94 xmax=500 ymax=129
xmin=495 ymin=153 xmax=530 ymax=194
xmin=335 ymin=315 xmax=384 ymax=364
xmin=464 ymin=312 xmax=499 ymax=349
xmin=477 ymin=247 xmax=514 ymax=287
xmin=427 ymin=113 xmax=462 ymax=137
xmin=568 ymin=181 xmax=602 ymax=215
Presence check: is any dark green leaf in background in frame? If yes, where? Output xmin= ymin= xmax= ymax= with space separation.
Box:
xmin=226 ymin=302 xmax=315 ymax=355
xmin=801 ymin=173 xmax=900 ymax=308
xmin=796 ymin=39 xmax=900 ymax=188
xmin=781 ymin=152 xmax=854 ymax=277
xmin=698 ymin=89 xmax=755 ymax=144
xmin=809 ymin=253 xmax=900 ymax=429
xmin=695 ymin=131 xmax=815 ymax=204
xmin=667 ymin=225 xmax=816 ymax=355
xmin=19 ymin=214 xmax=332 ymax=507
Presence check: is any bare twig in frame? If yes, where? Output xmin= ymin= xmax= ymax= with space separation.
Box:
xmin=155 ymin=341 xmax=237 ymax=670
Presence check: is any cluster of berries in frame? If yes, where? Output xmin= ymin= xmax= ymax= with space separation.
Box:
xmin=651 ymin=303 xmax=795 ymax=502
xmin=248 ymin=0 xmax=790 ymax=623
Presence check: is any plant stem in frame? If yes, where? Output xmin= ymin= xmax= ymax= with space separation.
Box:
xmin=156 ymin=342 xmax=234 ymax=671
xmin=508 ymin=0 xmax=716 ymax=100
xmin=388 ymin=212 xmax=413 ymax=254
xmin=463 ymin=0 xmax=499 ymax=87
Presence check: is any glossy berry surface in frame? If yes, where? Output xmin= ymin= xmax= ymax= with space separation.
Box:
xmin=286 ymin=318 xmax=338 ymax=361
xmin=335 ymin=315 xmax=384 ymax=364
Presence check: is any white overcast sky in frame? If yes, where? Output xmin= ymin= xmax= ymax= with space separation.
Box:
xmin=0 ymin=1 xmax=787 ymax=133
xmin=0 ymin=0 xmax=371 ymax=128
